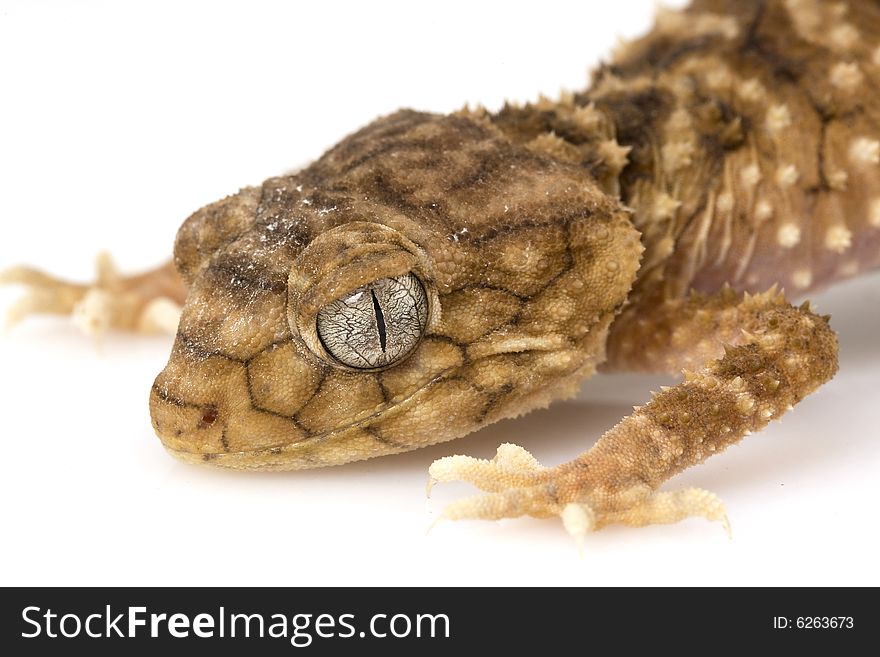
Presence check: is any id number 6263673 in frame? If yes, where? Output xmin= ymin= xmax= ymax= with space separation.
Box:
xmin=773 ymin=617 xmax=854 ymax=629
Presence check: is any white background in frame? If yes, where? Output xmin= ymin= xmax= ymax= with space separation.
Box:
xmin=1 ymin=0 xmax=878 ymax=586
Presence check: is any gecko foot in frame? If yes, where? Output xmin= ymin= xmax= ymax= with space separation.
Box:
xmin=1 ymin=253 xmax=184 ymax=337
xmin=428 ymin=443 xmax=730 ymax=547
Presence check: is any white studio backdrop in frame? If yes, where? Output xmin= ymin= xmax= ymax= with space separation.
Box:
xmin=1 ymin=0 xmax=878 ymax=586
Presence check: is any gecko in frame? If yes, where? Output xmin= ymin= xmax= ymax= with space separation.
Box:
xmin=3 ymin=0 xmax=878 ymax=544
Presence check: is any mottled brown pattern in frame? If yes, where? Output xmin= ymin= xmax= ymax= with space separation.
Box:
xmin=595 ymin=0 xmax=880 ymax=360
xmin=149 ymin=111 xmax=640 ymax=469
xmin=6 ymin=0 xmax=875 ymax=537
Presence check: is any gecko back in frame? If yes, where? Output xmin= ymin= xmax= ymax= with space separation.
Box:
xmin=616 ymin=0 xmax=880 ymax=297
xmin=486 ymin=0 xmax=880 ymax=303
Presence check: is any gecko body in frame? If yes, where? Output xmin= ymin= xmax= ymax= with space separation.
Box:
xmin=5 ymin=0 xmax=877 ymax=538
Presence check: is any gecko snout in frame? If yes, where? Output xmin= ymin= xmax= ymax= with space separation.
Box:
xmin=149 ymin=376 xmax=227 ymax=460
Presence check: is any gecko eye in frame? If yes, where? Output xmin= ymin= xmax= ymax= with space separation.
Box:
xmin=316 ymin=273 xmax=428 ymax=369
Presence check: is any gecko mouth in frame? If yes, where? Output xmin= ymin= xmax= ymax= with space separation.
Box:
xmin=152 ymin=335 xmax=571 ymax=469
xmin=150 ymin=365 xmax=462 ymax=468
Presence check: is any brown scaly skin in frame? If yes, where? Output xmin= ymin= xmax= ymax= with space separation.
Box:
xmin=156 ymin=116 xmax=641 ymax=467
xmin=8 ymin=0 xmax=879 ymax=541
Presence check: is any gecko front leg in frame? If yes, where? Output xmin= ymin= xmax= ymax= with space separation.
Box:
xmin=1 ymin=255 xmax=185 ymax=336
xmin=429 ymin=288 xmax=838 ymax=542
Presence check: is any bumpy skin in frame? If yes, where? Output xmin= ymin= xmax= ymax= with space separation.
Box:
xmin=152 ymin=113 xmax=641 ymax=468
xmin=153 ymin=0 xmax=875 ymax=533
xmin=8 ymin=0 xmax=877 ymax=536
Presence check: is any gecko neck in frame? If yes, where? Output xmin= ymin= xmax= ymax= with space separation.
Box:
xmin=467 ymin=70 xmax=709 ymax=304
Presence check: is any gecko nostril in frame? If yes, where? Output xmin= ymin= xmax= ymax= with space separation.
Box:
xmin=198 ymin=407 xmax=219 ymax=429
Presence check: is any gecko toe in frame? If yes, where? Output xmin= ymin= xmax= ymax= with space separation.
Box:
xmin=1 ymin=265 xmax=86 ymax=330
xmin=602 ymin=488 xmax=731 ymax=536
xmin=428 ymin=443 xmax=549 ymax=493
xmin=437 ymin=485 xmax=561 ymax=522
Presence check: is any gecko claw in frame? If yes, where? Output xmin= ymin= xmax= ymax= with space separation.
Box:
xmin=426 ymin=514 xmax=447 ymax=535
xmin=561 ymin=503 xmax=596 ymax=557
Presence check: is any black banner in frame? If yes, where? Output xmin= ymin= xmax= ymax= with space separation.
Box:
xmin=0 ymin=587 xmax=869 ymax=654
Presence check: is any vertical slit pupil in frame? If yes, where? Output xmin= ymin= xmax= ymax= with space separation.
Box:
xmin=371 ymin=288 xmax=387 ymax=353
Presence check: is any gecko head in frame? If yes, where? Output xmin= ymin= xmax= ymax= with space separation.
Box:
xmin=150 ymin=110 xmax=642 ymax=469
